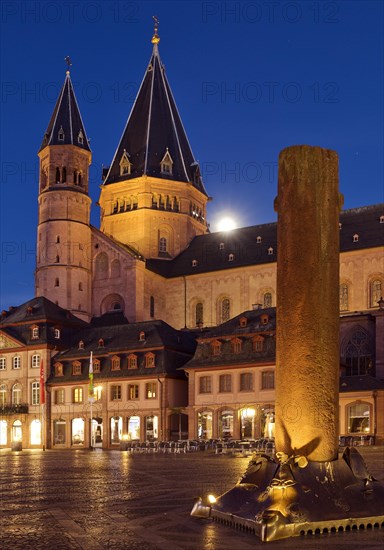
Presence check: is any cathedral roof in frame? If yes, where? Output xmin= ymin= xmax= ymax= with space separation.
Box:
xmin=147 ymin=204 xmax=384 ymax=278
xmin=39 ymin=70 xmax=90 ymax=152
xmin=103 ymin=35 xmax=207 ymax=194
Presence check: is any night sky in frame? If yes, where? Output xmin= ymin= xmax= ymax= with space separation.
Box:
xmin=0 ymin=0 xmax=383 ymax=311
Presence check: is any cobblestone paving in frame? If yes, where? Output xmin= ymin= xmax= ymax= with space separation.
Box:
xmin=1 ymin=447 xmax=383 ymax=549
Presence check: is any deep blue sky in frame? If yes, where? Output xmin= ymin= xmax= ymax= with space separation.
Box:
xmin=0 ymin=0 xmax=383 ymax=311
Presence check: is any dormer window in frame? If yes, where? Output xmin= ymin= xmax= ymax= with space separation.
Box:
xmin=192 ymin=259 xmax=198 ymax=267
xmin=268 ymin=247 xmax=274 ymax=255
xmin=145 ymin=352 xmax=155 ymax=368
xmin=380 ymin=215 xmax=384 ymax=223
xmin=211 ymin=340 xmax=222 ymax=356
xmin=139 ymin=331 xmax=145 ymax=342
xmin=256 ymin=236 xmax=262 ymax=243
xmin=31 ymin=326 xmax=39 ymax=340
xmin=128 ymin=354 xmax=137 ymax=369
xmin=98 ymin=338 xmax=104 ymax=348
xmin=27 ymin=306 xmax=33 ymax=315
xmin=78 ymin=340 xmax=84 ymax=350
xmin=55 ymin=362 xmax=63 ymax=376
xmin=93 ymin=359 xmax=100 ymax=373
xmin=160 ymin=148 xmax=173 ymax=175
xmin=253 ymin=335 xmax=264 ymax=352
xmin=78 ymin=130 xmax=84 ymax=145
xmin=239 ymin=316 xmax=247 ymax=327
xmin=58 ymin=126 xmax=65 ymax=141
xmin=228 ymin=253 xmax=234 ymax=261
xmin=219 ymin=242 xmax=225 ymax=250
xmin=231 ymin=338 xmax=242 ymax=354
xmin=111 ymin=355 xmax=120 ymax=371
xmin=339 ymin=223 xmax=342 ymax=230
xmin=353 ymin=234 xmax=359 ymax=242
xmin=261 ymin=314 xmax=269 ymax=325
xmin=72 ymin=361 xmax=81 ymax=375
xmin=54 ymin=328 xmax=60 ymax=339
xmin=119 ymin=150 xmax=132 ymax=176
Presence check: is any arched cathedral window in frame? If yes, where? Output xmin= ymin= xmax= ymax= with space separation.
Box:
xmin=342 ymin=329 xmax=373 ymax=376
xmin=195 ymin=302 xmax=203 ymax=326
xmin=370 ymin=279 xmax=382 ymax=308
xmin=339 ymin=283 xmax=349 ymax=311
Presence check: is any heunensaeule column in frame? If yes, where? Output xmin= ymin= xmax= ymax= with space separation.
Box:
xmin=275 ymin=145 xmax=342 ymax=462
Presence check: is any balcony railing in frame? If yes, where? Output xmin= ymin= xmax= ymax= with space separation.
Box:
xmin=0 ymin=403 xmax=29 ymax=415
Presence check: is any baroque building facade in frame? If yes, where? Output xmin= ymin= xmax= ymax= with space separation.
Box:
xmin=1 ymin=31 xmax=383 ymax=449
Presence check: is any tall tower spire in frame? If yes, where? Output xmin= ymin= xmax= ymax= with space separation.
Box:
xmin=99 ymin=26 xmax=209 ymax=260
xmin=36 ymin=63 xmax=92 ymax=321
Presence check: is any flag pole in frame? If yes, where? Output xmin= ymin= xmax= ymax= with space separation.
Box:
xmin=89 ymin=351 xmax=94 ymax=450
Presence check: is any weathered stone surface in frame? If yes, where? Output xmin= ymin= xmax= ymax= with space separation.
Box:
xmin=275 ymin=145 xmax=343 ymax=462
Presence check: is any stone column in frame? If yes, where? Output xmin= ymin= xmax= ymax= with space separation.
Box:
xmin=274 ymin=145 xmax=342 ymax=462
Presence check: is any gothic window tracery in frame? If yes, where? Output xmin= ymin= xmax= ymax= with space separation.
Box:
xmin=342 ymin=329 xmax=372 ymax=376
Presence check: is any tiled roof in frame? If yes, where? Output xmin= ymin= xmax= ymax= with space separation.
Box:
xmin=0 ymin=296 xmax=86 ymax=326
xmin=103 ymin=40 xmax=207 ymax=194
xmin=339 ymin=375 xmax=384 ymax=392
xmin=48 ymin=320 xmax=197 ymax=383
xmin=147 ymin=204 xmax=383 ymax=277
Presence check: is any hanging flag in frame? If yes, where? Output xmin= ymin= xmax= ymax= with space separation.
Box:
xmin=40 ymin=358 xmax=45 ymax=405
xmin=88 ymin=351 xmax=94 ymax=400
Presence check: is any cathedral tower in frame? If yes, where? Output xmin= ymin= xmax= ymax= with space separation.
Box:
xmin=36 ymin=67 xmax=92 ymax=322
xmin=99 ymin=25 xmax=209 ymax=260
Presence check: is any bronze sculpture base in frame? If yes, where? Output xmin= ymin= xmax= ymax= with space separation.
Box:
xmin=191 ymin=448 xmax=384 ymax=542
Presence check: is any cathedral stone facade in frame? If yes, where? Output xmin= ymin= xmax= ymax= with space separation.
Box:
xmin=0 ymin=32 xmax=383 ymax=449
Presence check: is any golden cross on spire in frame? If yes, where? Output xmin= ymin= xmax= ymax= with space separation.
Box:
xmin=152 ymin=16 xmax=160 ymax=45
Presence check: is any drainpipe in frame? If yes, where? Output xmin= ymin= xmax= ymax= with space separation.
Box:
xmin=372 ymin=390 xmax=377 ymax=444
xmin=183 ymin=276 xmax=187 ymax=328
xmin=157 ymin=377 xmax=164 ymax=440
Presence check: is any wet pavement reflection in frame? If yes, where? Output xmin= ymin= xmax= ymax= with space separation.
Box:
xmin=1 ymin=447 xmax=383 ymax=549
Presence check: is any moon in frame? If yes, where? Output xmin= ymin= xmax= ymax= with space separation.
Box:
xmin=217 ymin=217 xmax=237 ymax=232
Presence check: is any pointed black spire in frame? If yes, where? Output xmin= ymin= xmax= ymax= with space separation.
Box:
xmin=39 ymin=68 xmax=90 ymax=152
xmin=104 ymin=30 xmax=207 ymax=195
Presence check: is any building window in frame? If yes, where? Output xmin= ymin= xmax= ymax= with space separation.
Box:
xmin=145 ymin=353 xmax=155 ymax=368
xmin=219 ymin=298 xmax=230 ymax=324
xmin=198 ymin=411 xmax=213 ymax=439
xmin=150 ymin=296 xmax=155 ymax=318
xmin=128 ymin=384 xmax=139 ymax=400
xmin=119 ymin=150 xmax=132 ymax=176
xmin=13 ymin=356 xmax=21 ymax=369
xmin=54 ymin=362 xmax=63 ymax=376
xmin=159 ymin=237 xmax=167 ymax=253
xmin=79 ymin=282 xmax=83 ymax=291
xmin=192 ymin=259 xmax=197 ymax=267
xmin=54 ymin=328 xmax=60 ymax=339
xmin=94 ymin=386 xmax=102 ymax=401
xmin=228 ymin=253 xmax=234 ymax=261
xmin=72 ymin=362 xmax=81 ymax=375
xmin=195 ymin=302 xmax=204 ymax=326
xmin=268 ymin=247 xmax=274 ymax=255
xmin=370 ymin=279 xmax=382 ymax=308
xmin=0 ymin=384 xmax=7 ymax=405
xmin=261 ymin=371 xmax=275 ymax=389
xmin=55 ymin=389 xmax=65 ymax=405
xmin=263 ymin=292 xmax=272 ymax=308
xmin=139 ymin=331 xmax=145 ymax=341
xmin=219 ymin=242 xmax=225 ymax=250
xmin=110 ymin=385 xmax=122 ymax=401
xmin=353 ymin=234 xmax=359 ymax=242
xmin=0 ymin=357 xmax=5 ymax=370
xmin=347 ymin=402 xmax=370 ymax=433
xmin=31 ymin=354 xmax=40 ymax=368
xmin=78 ymin=340 xmax=84 ymax=349
xmin=253 ymin=336 xmax=264 ymax=352
xmin=128 ymin=354 xmax=137 ymax=369
xmin=111 ymin=356 xmax=120 ymax=371
xmin=160 ymin=149 xmax=173 ymax=174
xmin=256 ymin=236 xmax=262 ymax=243
xmin=219 ymin=374 xmax=232 ymax=393
xmin=146 ymin=382 xmax=157 ymax=399
xmin=231 ymin=338 xmax=242 ymax=354
xmin=239 ymin=316 xmax=247 ymax=327
xmin=98 ymin=338 xmax=104 ymax=348
xmin=58 ymin=127 xmax=64 ymax=141
xmin=55 ymin=278 xmax=60 ymax=287
xmin=31 ymin=326 xmax=39 ymax=339
xmin=93 ymin=359 xmax=100 ymax=373
xmin=211 ymin=340 xmax=222 ymax=356
xmin=340 ymin=283 xmax=349 ymax=311
xmin=199 ymin=376 xmax=212 ymax=394
xmin=72 ymin=387 xmax=83 ymax=403
xmin=342 ymin=329 xmax=372 ymax=376
xmin=12 ymin=383 xmax=22 ymax=405
xmin=219 ymin=410 xmax=234 ymax=439
xmin=78 ymin=130 xmax=84 ymax=145
xmin=31 ymin=381 xmax=40 ymax=405
xmin=240 ymin=372 xmax=253 ymax=391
